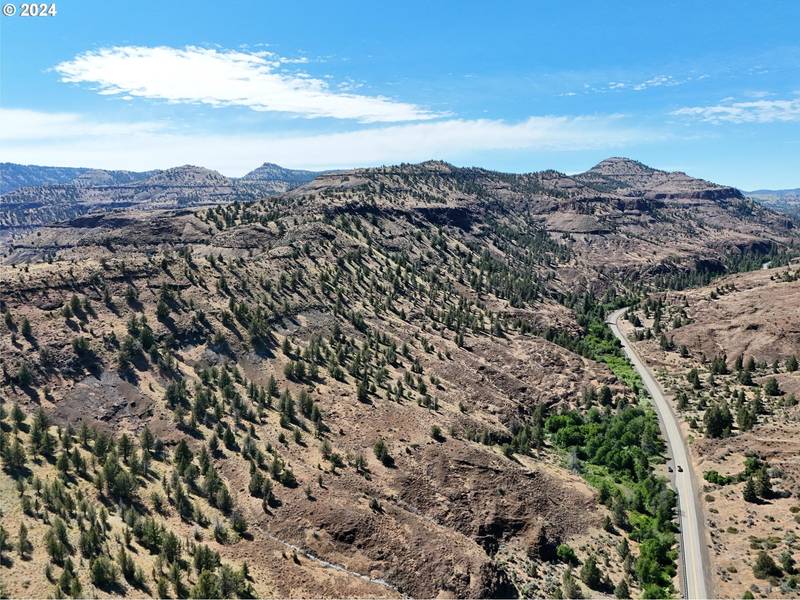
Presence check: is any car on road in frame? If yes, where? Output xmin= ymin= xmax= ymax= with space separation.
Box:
xmin=677 ymin=465 xmax=683 ymax=472
xmin=667 ymin=465 xmax=673 ymax=473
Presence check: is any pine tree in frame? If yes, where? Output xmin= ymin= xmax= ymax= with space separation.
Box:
xmin=704 ymin=404 xmax=730 ymax=438
xmin=4 ymin=437 xmax=27 ymax=472
xmin=764 ymin=377 xmax=781 ymax=397
xmin=357 ymin=379 xmax=370 ymax=403
xmin=10 ymin=404 xmax=25 ymax=431
xmin=373 ymin=438 xmax=393 ymax=467
xmin=0 ymin=525 xmax=7 ymax=563
xmin=687 ymin=368 xmax=701 ymax=389
xmin=20 ymin=318 xmax=32 ymax=339
xmin=743 ymin=477 xmax=758 ymax=503
xmin=753 ymin=550 xmax=781 ymax=579
xmin=580 ymin=554 xmax=602 ymax=589
xmin=562 ymin=567 xmax=584 ymax=599
xmin=17 ymin=522 xmax=30 ymax=558
xmin=192 ymin=570 xmax=221 ymax=599
xmin=755 ymin=467 xmax=772 ymax=499
xmin=612 ymin=496 xmax=628 ymax=529
xmin=614 ymin=578 xmax=630 ymax=599
xmin=737 ymin=403 xmax=756 ymax=432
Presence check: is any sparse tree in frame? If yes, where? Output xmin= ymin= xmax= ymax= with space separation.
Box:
xmin=753 ymin=550 xmax=781 ymax=579
xmin=614 ymin=578 xmax=630 ymax=599
xmin=764 ymin=377 xmax=781 ymax=397
xmin=743 ymin=477 xmax=758 ymax=503
xmin=580 ymin=554 xmax=602 ymax=590
xmin=17 ymin=522 xmax=30 ymax=558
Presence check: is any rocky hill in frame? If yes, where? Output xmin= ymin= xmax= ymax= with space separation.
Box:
xmin=748 ymin=188 xmax=800 ymax=218
xmin=0 ymin=162 xmax=322 ymax=231
xmin=0 ymin=158 xmax=796 ymax=599
xmin=574 ymin=157 xmax=745 ymax=201
xmin=240 ymin=162 xmax=325 ymax=193
xmin=282 ymin=159 xmax=794 ymax=289
xmin=0 ymin=163 xmax=156 ymax=194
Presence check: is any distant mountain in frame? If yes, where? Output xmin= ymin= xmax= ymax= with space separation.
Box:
xmin=284 ymin=157 xmax=791 ymax=263
xmin=573 ymin=157 xmax=743 ymax=201
xmin=240 ymin=162 xmax=322 ymax=192
xmin=748 ymin=188 xmax=800 ymax=198
xmin=0 ymin=162 xmax=323 ymax=230
xmin=747 ymin=188 xmax=800 ymax=217
xmin=0 ymin=162 xmax=155 ymax=194
xmin=142 ymin=165 xmax=231 ymax=187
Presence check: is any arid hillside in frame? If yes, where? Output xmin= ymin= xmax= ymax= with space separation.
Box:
xmin=0 ymin=158 xmax=797 ymax=599
xmin=0 ymin=162 xmax=322 ymax=231
xmin=286 ymin=159 xmax=795 ymax=286
xmin=748 ymin=189 xmax=800 ymax=219
xmin=620 ymin=264 xmax=800 ymax=598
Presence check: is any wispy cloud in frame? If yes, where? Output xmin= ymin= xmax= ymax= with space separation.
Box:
xmin=610 ymin=75 xmax=681 ymax=91
xmin=0 ymin=109 xmax=663 ymax=174
xmin=54 ymin=45 xmax=442 ymax=123
xmin=571 ymin=73 xmax=698 ymax=96
xmin=0 ymin=108 xmax=164 ymax=141
xmin=672 ymin=95 xmax=800 ymax=124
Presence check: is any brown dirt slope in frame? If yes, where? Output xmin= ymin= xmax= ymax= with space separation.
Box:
xmin=623 ymin=263 xmax=800 ymax=599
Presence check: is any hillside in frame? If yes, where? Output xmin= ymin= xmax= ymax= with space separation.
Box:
xmin=282 ymin=159 xmax=795 ymax=289
xmin=0 ymin=163 xmax=157 ymax=195
xmin=0 ymin=158 xmax=797 ymax=599
xmin=618 ymin=263 xmax=800 ymax=598
xmin=0 ymin=162 xmax=321 ymax=231
xmin=241 ymin=163 xmax=326 ymax=193
xmin=748 ymin=188 xmax=800 ymax=218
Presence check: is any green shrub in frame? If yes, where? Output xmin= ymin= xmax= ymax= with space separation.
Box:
xmin=90 ymin=555 xmax=119 ymax=589
xmin=704 ymin=470 xmax=734 ymax=485
xmin=753 ymin=550 xmax=781 ymax=579
xmin=557 ymin=543 xmax=578 ymax=565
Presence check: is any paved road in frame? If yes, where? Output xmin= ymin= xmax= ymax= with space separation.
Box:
xmin=607 ymin=308 xmax=710 ymax=600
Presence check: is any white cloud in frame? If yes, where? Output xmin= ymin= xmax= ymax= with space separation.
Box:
xmin=672 ymin=96 xmax=800 ymax=124
xmin=606 ymin=75 xmax=680 ymax=92
xmin=0 ymin=108 xmax=163 ymax=141
xmin=631 ymin=75 xmax=678 ymax=91
xmin=54 ymin=45 xmax=441 ymax=123
xmin=0 ymin=109 xmax=661 ymax=174
xmin=569 ymin=73 xmax=693 ymax=96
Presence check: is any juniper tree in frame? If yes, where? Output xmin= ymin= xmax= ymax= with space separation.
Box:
xmin=614 ymin=578 xmax=630 ymax=599
xmin=580 ymin=554 xmax=602 ymax=590
xmin=687 ymin=368 xmax=701 ymax=389
xmin=743 ymin=477 xmax=758 ymax=503
xmin=10 ymin=403 xmax=25 ymax=431
xmin=704 ymin=403 xmax=732 ymax=438
xmin=764 ymin=377 xmax=781 ymax=397
xmin=755 ymin=467 xmax=772 ymax=498
xmin=373 ymin=438 xmax=393 ymax=467
xmin=17 ymin=522 xmax=30 ymax=558
xmin=3 ymin=437 xmax=27 ymax=474
xmin=753 ymin=550 xmax=781 ymax=579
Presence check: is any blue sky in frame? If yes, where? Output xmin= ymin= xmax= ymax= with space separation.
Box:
xmin=1 ymin=0 xmax=799 ymax=188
